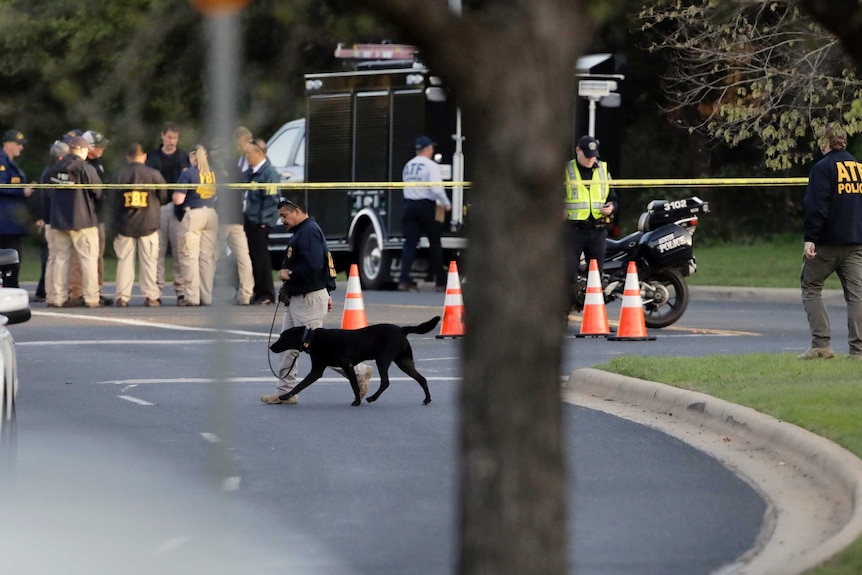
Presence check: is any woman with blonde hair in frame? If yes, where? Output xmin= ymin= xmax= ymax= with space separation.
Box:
xmin=173 ymin=144 xmax=219 ymax=306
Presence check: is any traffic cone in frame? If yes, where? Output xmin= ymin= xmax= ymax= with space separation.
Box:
xmin=341 ymin=264 xmax=368 ymax=329
xmin=607 ymin=261 xmax=656 ymax=341
xmin=436 ymin=261 xmax=465 ymax=339
xmin=575 ymin=259 xmax=610 ymax=338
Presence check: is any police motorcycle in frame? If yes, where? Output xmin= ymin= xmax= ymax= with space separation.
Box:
xmin=572 ymin=197 xmax=709 ymax=329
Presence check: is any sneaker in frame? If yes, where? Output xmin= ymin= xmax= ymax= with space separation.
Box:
xmin=85 ymin=300 xmax=105 ymax=308
xmin=260 ymin=393 xmax=298 ymax=405
xmin=144 ymin=298 xmax=161 ymax=307
xmin=116 ymin=299 xmax=129 ymax=308
xmin=397 ymin=282 xmax=418 ymax=292
xmin=100 ymin=296 xmax=114 ymax=307
xmin=62 ymin=296 xmax=85 ymax=308
xmin=797 ymin=347 xmax=834 ymax=360
xmin=357 ymin=364 xmax=373 ymax=399
xmin=177 ymin=298 xmax=199 ymax=307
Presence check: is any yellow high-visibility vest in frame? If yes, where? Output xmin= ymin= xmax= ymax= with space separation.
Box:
xmin=565 ymin=160 xmax=610 ymax=221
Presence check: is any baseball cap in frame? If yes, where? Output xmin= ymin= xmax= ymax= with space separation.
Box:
xmin=68 ymin=136 xmax=90 ymax=150
xmin=83 ymin=130 xmax=110 ymax=147
xmin=61 ymin=129 xmax=84 ymax=145
xmin=2 ymin=130 xmax=28 ymax=144
xmin=415 ymin=135 xmax=436 ymax=150
xmin=49 ymin=140 xmax=70 ymax=159
xmin=577 ymin=135 xmax=600 ymax=158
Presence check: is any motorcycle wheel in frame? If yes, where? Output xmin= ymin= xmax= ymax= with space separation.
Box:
xmin=642 ymin=267 xmax=689 ymax=329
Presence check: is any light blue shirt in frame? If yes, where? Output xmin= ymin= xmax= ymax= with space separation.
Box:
xmin=402 ymin=155 xmax=451 ymax=208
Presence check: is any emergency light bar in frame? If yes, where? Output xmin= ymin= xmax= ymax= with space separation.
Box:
xmin=334 ymin=43 xmax=418 ymax=61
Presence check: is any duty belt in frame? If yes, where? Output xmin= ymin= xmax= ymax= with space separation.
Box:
xmin=569 ymin=220 xmax=607 ymax=230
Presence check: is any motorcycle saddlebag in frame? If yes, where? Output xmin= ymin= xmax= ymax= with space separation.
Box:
xmin=640 ymin=224 xmax=693 ymax=268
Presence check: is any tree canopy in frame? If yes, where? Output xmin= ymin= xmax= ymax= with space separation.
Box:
xmin=0 ymin=0 xmax=391 ymax=173
xmin=639 ymin=0 xmax=862 ymax=170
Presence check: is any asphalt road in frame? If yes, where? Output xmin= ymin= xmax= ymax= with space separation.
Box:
xmin=4 ymin=284 xmax=828 ymax=574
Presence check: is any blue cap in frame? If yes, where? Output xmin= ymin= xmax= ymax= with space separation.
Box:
xmin=2 ymin=130 xmax=28 ymax=144
xmin=577 ymin=135 xmax=600 ymax=158
xmin=415 ymin=135 xmax=436 ymax=150
xmin=61 ymin=129 xmax=84 ymax=145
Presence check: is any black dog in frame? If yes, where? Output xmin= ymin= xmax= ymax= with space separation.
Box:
xmin=269 ymin=316 xmax=441 ymax=406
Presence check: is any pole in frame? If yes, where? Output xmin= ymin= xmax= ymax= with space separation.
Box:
xmin=449 ymin=0 xmax=465 ymax=230
xmin=588 ymin=98 xmax=597 ymax=137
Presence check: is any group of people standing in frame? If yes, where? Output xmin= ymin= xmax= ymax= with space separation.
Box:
xmin=0 ymin=122 xmax=283 ymax=308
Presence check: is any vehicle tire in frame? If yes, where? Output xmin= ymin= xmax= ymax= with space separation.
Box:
xmin=357 ymin=226 xmax=392 ymax=290
xmin=642 ymin=267 xmax=689 ymax=329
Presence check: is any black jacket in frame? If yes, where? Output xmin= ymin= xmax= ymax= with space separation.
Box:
xmin=804 ymin=149 xmax=862 ymax=245
xmin=113 ymin=162 xmax=168 ymax=237
xmin=145 ymin=147 xmax=189 ymax=187
xmin=281 ymin=217 xmax=328 ymax=296
xmin=45 ymin=156 xmax=102 ymax=231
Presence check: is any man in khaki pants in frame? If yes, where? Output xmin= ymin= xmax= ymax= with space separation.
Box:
xmin=112 ymin=144 xmax=168 ymax=307
xmin=46 ymin=136 xmax=102 ymax=307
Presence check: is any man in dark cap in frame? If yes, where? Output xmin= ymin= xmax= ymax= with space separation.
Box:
xmin=398 ymin=135 xmax=452 ymax=292
xmin=0 ymin=129 xmax=35 ymax=288
xmin=44 ymin=136 xmax=104 ymax=307
xmin=564 ymin=135 xmax=618 ymax=311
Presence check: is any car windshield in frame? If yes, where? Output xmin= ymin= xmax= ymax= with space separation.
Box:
xmin=267 ymin=126 xmax=301 ymax=168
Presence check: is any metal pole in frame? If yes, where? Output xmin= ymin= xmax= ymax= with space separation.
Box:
xmin=588 ymin=98 xmax=597 ymax=137
xmin=449 ymin=0 xmax=465 ymax=230
xmin=205 ymin=13 xmax=240 ymax=492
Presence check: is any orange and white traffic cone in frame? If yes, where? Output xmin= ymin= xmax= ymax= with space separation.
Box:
xmin=575 ymin=259 xmax=610 ymax=338
xmin=607 ymin=261 xmax=656 ymax=341
xmin=341 ymin=264 xmax=368 ymax=329
xmin=436 ymin=261 xmax=465 ymax=339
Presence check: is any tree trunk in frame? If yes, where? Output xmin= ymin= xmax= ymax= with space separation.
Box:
xmin=354 ymin=2 xmax=589 ymax=573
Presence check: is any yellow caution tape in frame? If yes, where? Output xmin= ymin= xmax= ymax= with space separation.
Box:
xmin=0 ymin=177 xmax=811 ymax=190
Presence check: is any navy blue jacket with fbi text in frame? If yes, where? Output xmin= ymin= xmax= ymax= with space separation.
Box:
xmin=804 ymin=149 xmax=862 ymax=246
xmin=281 ymin=216 xmax=328 ymax=296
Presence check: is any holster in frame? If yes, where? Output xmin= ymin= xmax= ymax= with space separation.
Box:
xmin=278 ymin=284 xmax=291 ymax=305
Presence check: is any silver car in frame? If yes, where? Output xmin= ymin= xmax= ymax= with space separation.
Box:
xmin=0 ymin=249 xmax=32 ymax=444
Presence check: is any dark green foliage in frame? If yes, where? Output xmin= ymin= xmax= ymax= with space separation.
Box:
xmin=0 ymin=0 xmax=393 ymax=176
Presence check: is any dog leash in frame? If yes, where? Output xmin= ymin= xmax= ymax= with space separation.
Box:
xmin=265 ymin=301 xmax=312 ymax=380
xmin=266 ymin=300 xmax=290 ymax=379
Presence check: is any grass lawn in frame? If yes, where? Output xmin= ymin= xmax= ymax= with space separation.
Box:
xmin=598 ymin=354 xmax=862 ymax=575
xmin=688 ymin=235 xmax=843 ymax=290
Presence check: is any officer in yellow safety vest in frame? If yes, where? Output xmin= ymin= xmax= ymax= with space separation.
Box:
xmin=565 ymin=135 xmax=618 ymax=309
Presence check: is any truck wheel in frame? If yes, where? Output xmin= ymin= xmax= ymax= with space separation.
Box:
xmin=358 ymin=227 xmax=392 ymax=290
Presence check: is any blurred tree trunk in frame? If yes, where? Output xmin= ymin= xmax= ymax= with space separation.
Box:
xmin=354 ymin=1 xmax=589 ymax=574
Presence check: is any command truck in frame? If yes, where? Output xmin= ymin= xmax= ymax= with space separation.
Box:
xmin=266 ymin=43 xmax=470 ymax=290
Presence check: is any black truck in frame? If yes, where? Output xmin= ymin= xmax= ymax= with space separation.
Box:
xmin=266 ymin=43 xmax=469 ymax=290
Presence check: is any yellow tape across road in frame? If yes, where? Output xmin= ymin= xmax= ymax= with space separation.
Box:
xmin=0 ymin=177 xmax=809 ymax=190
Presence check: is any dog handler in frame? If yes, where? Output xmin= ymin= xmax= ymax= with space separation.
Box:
xmin=260 ymin=196 xmax=373 ymax=405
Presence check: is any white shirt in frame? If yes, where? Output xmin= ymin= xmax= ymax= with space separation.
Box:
xmin=402 ymin=155 xmax=451 ymax=208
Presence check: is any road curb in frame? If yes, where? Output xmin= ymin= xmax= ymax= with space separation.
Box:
xmin=689 ymin=285 xmax=845 ymax=304
xmin=562 ymin=367 xmax=862 ymax=575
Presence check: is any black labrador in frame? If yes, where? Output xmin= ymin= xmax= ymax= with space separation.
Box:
xmin=269 ymin=316 xmax=441 ymax=406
